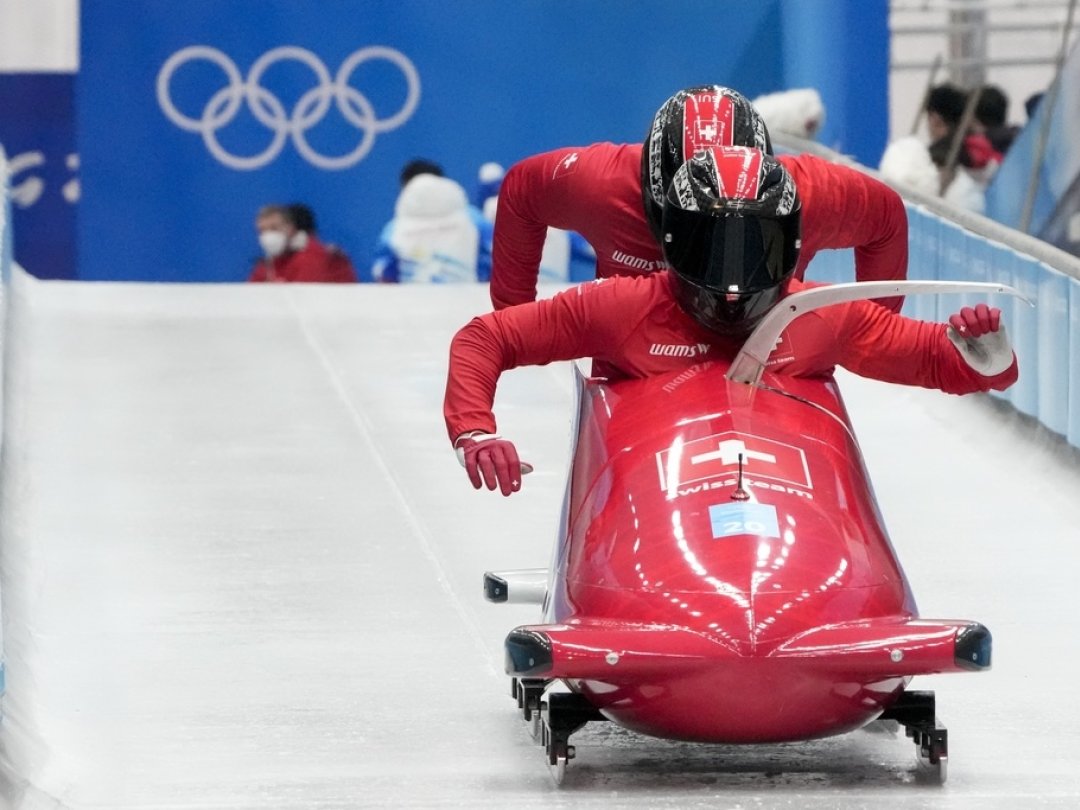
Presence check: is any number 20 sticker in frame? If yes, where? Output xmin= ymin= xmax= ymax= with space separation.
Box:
xmin=708 ymin=502 xmax=780 ymax=539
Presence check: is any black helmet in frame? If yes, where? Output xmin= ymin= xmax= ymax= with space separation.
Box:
xmin=662 ymin=146 xmax=801 ymax=336
xmin=642 ymin=85 xmax=772 ymax=241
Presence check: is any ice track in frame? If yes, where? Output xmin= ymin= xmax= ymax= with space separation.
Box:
xmin=0 ymin=276 xmax=1078 ymax=808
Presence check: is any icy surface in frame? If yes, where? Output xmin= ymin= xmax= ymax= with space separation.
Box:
xmin=0 ymin=278 xmax=1078 ymax=808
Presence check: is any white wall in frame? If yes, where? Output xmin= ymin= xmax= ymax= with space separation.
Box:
xmin=0 ymin=0 xmax=78 ymax=71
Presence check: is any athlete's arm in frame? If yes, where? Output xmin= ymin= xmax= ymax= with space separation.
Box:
xmin=785 ymin=154 xmax=908 ymax=313
xmin=830 ymin=300 xmax=1017 ymax=393
xmin=446 ymin=279 xmax=634 ymax=441
xmin=490 ymin=147 xmax=595 ymax=309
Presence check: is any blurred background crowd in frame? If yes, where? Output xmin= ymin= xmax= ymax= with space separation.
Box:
xmin=0 ymin=0 xmax=1077 ymax=284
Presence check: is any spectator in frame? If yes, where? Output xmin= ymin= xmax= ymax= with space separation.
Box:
xmin=1025 ymin=91 xmax=1044 ymax=121
xmin=878 ymin=135 xmax=941 ymax=197
xmin=400 ymin=158 xmax=445 ymax=186
xmin=916 ymin=83 xmax=1003 ymax=213
xmin=445 ymin=148 xmax=1017 ymax=496
xmin=751 ymin=88 xmax=826 ymax=139
xmin=925 ymin=83 xmax=967 ymax=142
xmin=249 ymin=203 xmax=357 ymax=283
xmin=287 ymin=202 xmax=317 ymax=234
xmin=973 ymin=84 xmax=1019 ymax=155
xmin=372 ymin=173 xmax=492 ymax=283
xmin=928 ymin=128 xmax=1001 ymax=214
xmin=373 ymin=159 xmax=494 ymax=283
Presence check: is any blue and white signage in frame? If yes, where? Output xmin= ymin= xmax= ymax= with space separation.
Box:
xmin=0 ymin=74 xmax=76 ymax=279
xmin=709 ymin=502 xmax=781 ymax=540
xmin=156 ymin=45 xmax=421 ymax=172
xmin=78 ymin=0 xmax=886 ymax=282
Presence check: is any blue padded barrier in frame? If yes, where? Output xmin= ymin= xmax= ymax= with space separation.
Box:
xmin=1070 ymin=282 xmax=1080 ymax=446
xmin=1036 ymin=268 xmax=1070 ymax=436
xmin=780 ymin=134 xmax=1080 ymax=452
xmin=0 ymin=146 xmax=9 ymax=697
xmin=1 ymin=146 xmax=10 ymax=285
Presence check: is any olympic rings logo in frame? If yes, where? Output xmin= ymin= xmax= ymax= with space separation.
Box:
xmin=156 ymin=45 xmax=421 ymax=171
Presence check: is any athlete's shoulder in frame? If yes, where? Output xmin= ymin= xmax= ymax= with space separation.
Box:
xmin=779 ymin=151 xmax=894 ymax=196
xmin=536 ymin=142 xmax=639 ymax=181
xmin=777 ymin=151 xmax=838 ymax=183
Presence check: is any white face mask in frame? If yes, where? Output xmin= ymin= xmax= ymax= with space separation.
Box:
xmin=259 ymin=229 xmax=288 ymax=258
xmin=290 ymin=230 xmax=309 ymax=251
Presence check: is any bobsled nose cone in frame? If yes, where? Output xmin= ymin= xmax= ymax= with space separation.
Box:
xmin=954 ymin=623 xmax=992 ymax=670
xmin=505 ymin=629 xmax=553 ymax=677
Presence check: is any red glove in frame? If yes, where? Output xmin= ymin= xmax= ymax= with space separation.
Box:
xmin=454 ymin=433 xmax=533 ymax=496
xmin=947 ymin=304 xmax=1013 ymax=376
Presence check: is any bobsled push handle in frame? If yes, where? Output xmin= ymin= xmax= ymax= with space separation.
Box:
xmin=726 ymin=281 xmax=1033 ymax=386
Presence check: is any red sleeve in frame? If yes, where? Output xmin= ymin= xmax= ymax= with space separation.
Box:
xmin=289 ymin=243 xmax=356 ymax=283
xmin=445 ymin=280 xmax=643 ymax=442
xmin=490 ymin=145 xmax=603 ymax=310
xmin=249 ymin=261 xmax=268 ymax=283
xmin=831 ymin=301 xmax=1017 ymax=393
xmin=783 ymin=154 xmax=908 ymax=313
xmin=328 ymin=251 xmax=357 ymax=283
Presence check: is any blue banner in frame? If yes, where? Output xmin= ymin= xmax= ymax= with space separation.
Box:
xmin=0 ymin=74 xmax=77 ymax=280
xmin=78 ymin=0 xmax=886 ymax=283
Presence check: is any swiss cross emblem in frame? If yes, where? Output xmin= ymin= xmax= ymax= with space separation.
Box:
xmin=656 ymin=431 xmax=812 ymax=491
xmin=552 ymin=151 xmax=580 ymax=179
xmin=683 ymin=92 xmax=734 ymax=158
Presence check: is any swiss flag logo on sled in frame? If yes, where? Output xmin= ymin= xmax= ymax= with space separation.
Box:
xmin=656 ymin=431 xmax=812 ymax=492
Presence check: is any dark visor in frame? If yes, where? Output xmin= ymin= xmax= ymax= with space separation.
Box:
xmin=662 ymin=202 xmax=800 ymax=293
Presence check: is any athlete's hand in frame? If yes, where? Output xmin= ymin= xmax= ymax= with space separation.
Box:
xmin=454 ymin=432 xmax=533 ymax=496
xmin=946 ymin=304 xmax=1013 ymax=376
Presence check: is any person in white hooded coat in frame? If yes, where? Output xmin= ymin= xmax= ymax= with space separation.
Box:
xmin=372 ymin=174 xmax=492 ymax=283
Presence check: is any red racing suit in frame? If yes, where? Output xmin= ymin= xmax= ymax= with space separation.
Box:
xmin=444 ymin=273 xmax=1017 ymax=443
xmin=489 ymin=143 xmax=908 ymax=313
xmin=250 ymin=236 xmax=357 ymax=283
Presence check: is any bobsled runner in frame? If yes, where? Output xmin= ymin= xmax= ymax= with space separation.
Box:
xmin=484 ymin=281 xmax=1025 ymax=785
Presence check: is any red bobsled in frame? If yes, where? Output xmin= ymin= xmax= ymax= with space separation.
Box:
xmin=484 ymin=282 xmax=1019 ymax=784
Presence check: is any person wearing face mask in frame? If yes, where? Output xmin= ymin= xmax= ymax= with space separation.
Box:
xmin=249 ymin=203 xmax=357 ymax=283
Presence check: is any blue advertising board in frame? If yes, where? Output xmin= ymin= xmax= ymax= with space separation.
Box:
xmin=0 ymin=74 xmax=77 ymax=280
xmin=78 ymin=0 xmax=887 ymax=282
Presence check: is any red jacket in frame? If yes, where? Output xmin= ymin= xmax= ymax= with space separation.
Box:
xmin=445 ymin=273 xmax=1016 ymax=443
xmin=250 ymin=236 xmax=357 ymax=283
xmin=490 ymin=144 xmax=908 ymax=312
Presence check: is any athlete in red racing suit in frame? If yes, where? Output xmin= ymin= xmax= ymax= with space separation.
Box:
xmin=490 ymin=144 xmax=908 ymax=314
xmin=448 ymin=148 xmax=1017 ymax=496
xmin=447 ymin=273 xmax=1016 ymax=444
